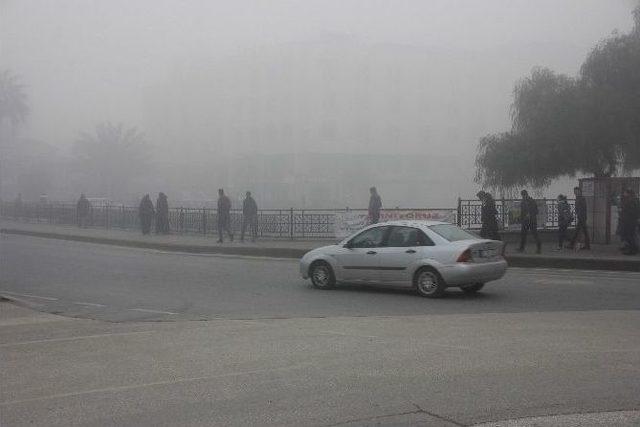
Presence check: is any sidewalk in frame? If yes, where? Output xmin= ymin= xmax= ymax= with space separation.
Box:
xmin=2 ymin=220 xmax=639 ymax=271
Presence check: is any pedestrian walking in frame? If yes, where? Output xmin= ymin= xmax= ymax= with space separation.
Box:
xmin=155 ymin=192 xmax=170 ymax=234
xmin=217 ymin=188 xmax=234 ymax=243
xmin=368 ymin=187 xmax=382 ymax=224
xmin=13 ymin=193 xmax=22 ymax=220
xmin=619 ymin=188 xmax=639 ymax=255
xmin=241 ymin=191 xmax=258 ymax=242
xmin=76 ymin=193 xmax=92 ymax=228
xmin=569 ymin=186 xmax=591 ymax=250
xmin=517 ymin=190 xmax=541 ymax=254
xmin=556 ymin=194 xmax=572 ymax=249
xmin=138 ymin=194 xmax=155 ymax=235
xmin=477 ymin=191 xmax=500 ymax=240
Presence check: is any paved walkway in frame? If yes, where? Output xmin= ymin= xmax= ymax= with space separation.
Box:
xmin=2 ymin=219 xmax=639 ymax=270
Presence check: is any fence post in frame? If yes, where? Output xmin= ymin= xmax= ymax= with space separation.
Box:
xmin=290 ymin=208 xmax=294 ymax=240
xmin=106 ymin=206 xmax=110 ymax=229
xmin=457 ymin=198 xmax=462 ymax=227
xmin=202 ymin=208 xmax=207 ymax=235
xmin=501 ymin=198 xmax=506 ymax=230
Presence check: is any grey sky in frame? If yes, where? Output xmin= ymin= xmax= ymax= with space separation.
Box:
xmin=1 ymin=0 xmax=637 ymax=205
xmin=1 ymin=0 xmax=635 ymax=145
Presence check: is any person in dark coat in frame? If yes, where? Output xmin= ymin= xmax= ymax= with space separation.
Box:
xmin=217 ymin=188 xmax=234 ymax=243
xmin=477 ymin=191 xmax=500 ymax=240
xmin=619 ymin=188 xmax=639 ymax=255
xmin=368 ymin=187 xmax=382 ymax=224
xmin=14 ymin=193 xmax=23 ymax=220
xmin=76 ymin=193 xmax=92 ymax=228
xmin=241 ymin=191 xmax=258 ymax=242
xmin=155 ymin=192 xmax=170 ymax=234
xmin=139 ymin=194 xmax=155 ymax=235
xmin=569 ymin=186 xmax=591 ymax=250
xmin=556 ymin=194 xmax=572 ymax=250
xmin=517 ymin=190 xmax=541 ymax=254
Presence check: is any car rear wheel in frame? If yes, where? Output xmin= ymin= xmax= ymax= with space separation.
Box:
xmin=414 ymin=268 xmax=445 ymax=298
xmin=460 ymin=283 xmax=485 ymax=294
xmin=309 ymin=261 xmax=336 ymax=289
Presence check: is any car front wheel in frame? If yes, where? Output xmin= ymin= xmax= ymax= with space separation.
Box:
xmin=309 ymin=261 xmax=336 ymax=289
xmin=460 ymin=283 xmax=485 ymax=294
xmin=414 ymin=268 xmax=446 ymax=298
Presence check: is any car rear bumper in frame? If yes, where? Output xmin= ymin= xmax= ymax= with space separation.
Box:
xmin=439 ymin=259 xmax=508 ymax=286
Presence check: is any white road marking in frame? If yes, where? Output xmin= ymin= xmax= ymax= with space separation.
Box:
xmin=72 ymin=301 xmax=106 ymax=307
xmin=0 ymin=363 xmax=311 ymax=406
xmin=0 ymin=330 xmax=155 ymax=347
xmin=319 ymin=330 xmax=380 ymax=339
xmin=532 ymin=279 xmax=594 ymax=285
xmin=0 ymin=295 xmax=44 ymax=307
xmin=564 ymin=348 xmax=640 ymax=354
xmin=129 ymin=308 xmax=178 ymax=315
xmin=1 ymin=291 xmax=57 ymax=301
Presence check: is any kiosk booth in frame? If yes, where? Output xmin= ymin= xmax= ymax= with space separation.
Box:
xmin=579 ymin=177 xmax=640 ymax=244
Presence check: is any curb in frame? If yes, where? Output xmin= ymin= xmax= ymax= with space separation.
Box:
xmin=505 ymin=254 xmax=640 ymax=272
xmin=0 ymin=228 xmax=308 ymax=259
xmin=2 ymin=228 xmax=639 ymax=272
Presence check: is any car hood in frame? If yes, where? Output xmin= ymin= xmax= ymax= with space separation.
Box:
xmin=303 ymin=244 xmax=341 ymax=257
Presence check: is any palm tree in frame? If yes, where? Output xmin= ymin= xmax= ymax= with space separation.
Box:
xmin=74 ymin=122 xmax=148 ymax=199
xmin=0 ymin=70 xmax=29 ymax=199
xmin=0 ymin=70 xmax=29 ymax=126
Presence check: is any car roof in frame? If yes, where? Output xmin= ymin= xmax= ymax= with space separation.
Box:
xmin=371 ymin=220 xmax=451 ymax=228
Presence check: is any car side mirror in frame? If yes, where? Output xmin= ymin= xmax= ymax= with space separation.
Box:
xmin=343 ymin=242 xmax=353 ymax=249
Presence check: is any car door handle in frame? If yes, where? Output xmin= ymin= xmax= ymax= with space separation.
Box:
xmin=405 ymin=249 xmax=417 ymax=254
xmin=366 ymin=251 xmax=377 ymax=255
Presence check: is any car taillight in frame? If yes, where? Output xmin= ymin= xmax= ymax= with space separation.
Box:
xmin=457 ymin=249 xmax=472 ymax=263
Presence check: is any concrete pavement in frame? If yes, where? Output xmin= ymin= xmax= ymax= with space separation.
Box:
xmin=2 ymin=300 xmax=639 ymax=426
xmin=2 ymin=233 xmax=640 ymax=426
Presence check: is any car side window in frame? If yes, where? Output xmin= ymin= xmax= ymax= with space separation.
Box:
xmin=387 ymin=226 xmax=434 ymax=247
xmin=348 ymin=226 xmax=388 ymax=248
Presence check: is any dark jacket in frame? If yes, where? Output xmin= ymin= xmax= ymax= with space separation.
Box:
xmin=139 ymin=196 xmax=155 ymax=218
xmin=520 ymin=197 xmax=538 ymax=223
xmin=575 ymin=195 xmax=587 ymax=223
xmin=368 ymin=194 xmax=382 ymax=215
xmin=481 ymin=197 xmax=498 ymax=227
xmin=156 ymin=194 xmax=169 ymax=217
xmin=243 ymin=196 xmax=258 ymax=217
xmin=620 ymin=194 xmax=640 ymax=230
xmin=76 ymin=197 xmax=91 ymax=216
xmin=218 ymin=195 xmax=231 ymax=219
xmin=557 ymin=200 xmax=572 ymax=225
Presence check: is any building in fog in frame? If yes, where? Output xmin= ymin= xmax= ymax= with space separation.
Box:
xmin=144 ymin=35 xmax=509 ymax=207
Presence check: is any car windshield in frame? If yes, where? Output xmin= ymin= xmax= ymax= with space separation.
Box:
xmin=429 ymin=224 xmax=479 ymax=242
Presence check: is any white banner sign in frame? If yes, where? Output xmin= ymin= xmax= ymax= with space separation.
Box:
xmin=334 ymin=209 xmax=457 ymax=239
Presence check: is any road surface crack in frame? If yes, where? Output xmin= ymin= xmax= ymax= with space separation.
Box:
xmin=322 ymin=404 xmax=466 ymax=427
xmin=412 ymin=403 xmax=467 ymax=426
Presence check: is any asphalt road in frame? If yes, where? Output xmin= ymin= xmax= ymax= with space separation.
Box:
xmin=2 ymin=234 xmax=640 ymax=426
xmin=2 ymin=234 xmax=640 ymax=322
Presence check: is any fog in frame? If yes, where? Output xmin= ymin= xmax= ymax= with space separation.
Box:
xmin=1 ymin=0 xmax=637 ymax=208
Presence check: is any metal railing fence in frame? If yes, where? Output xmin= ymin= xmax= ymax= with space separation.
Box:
xmin=1 ymin=202 xmax=456 ymax=239
xmin=457 ymin=198 xmax=576 ymax=230
xmin=2 ymin=199 xmax=572 ymax=239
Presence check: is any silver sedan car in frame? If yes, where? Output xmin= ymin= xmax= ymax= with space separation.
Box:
xmin=300 ymin=220 xmax=507 ymax=297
